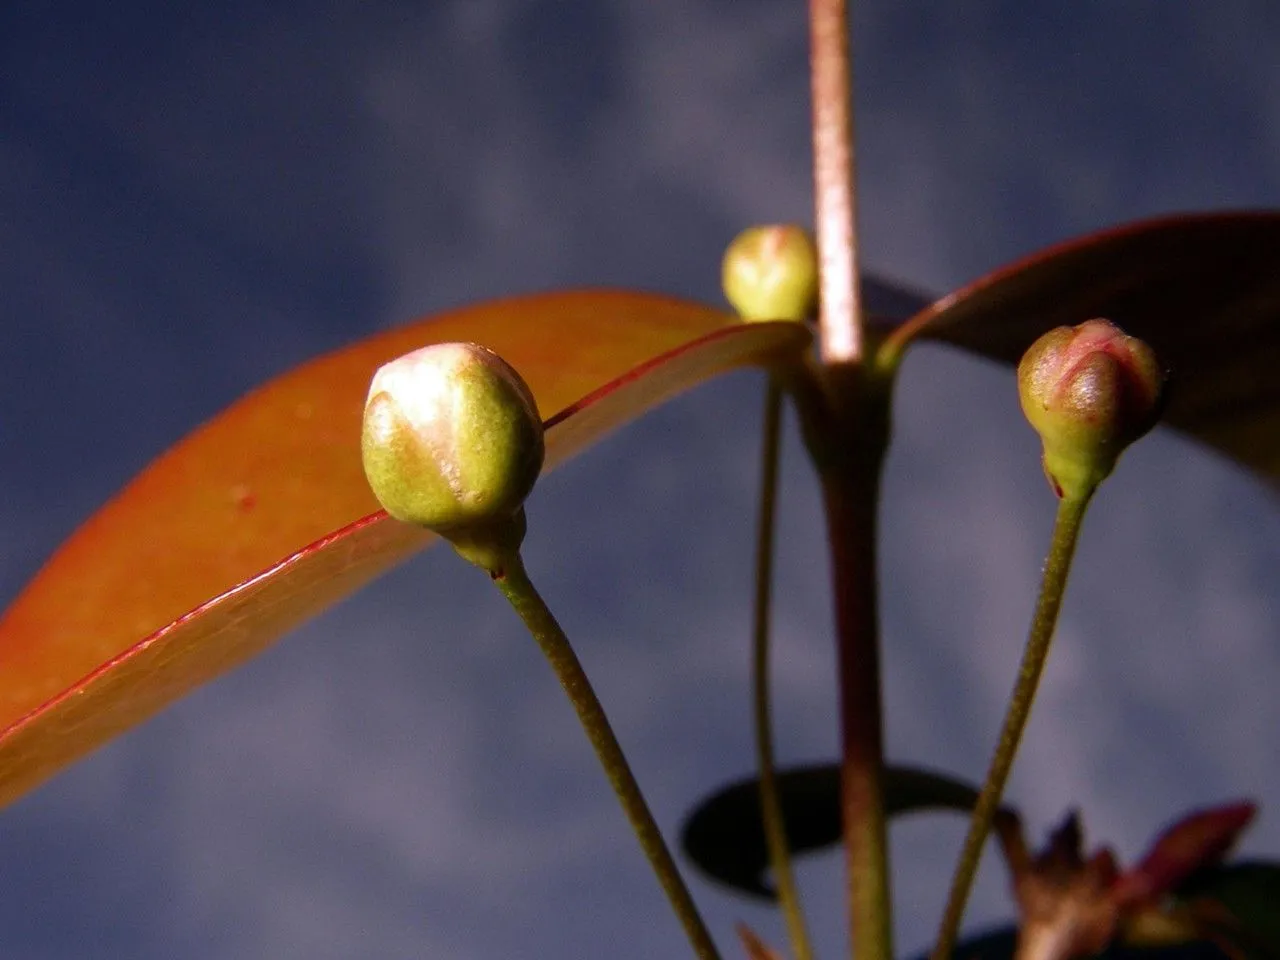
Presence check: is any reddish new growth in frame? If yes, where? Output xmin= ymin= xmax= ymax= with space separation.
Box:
xmin=736 ymin=924 xmax=786 ymax=960
xmin=995 ymin=801 xmax=1256 ymax=960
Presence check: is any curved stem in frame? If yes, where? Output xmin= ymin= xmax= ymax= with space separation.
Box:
xmin=930 ymin=492 xmax=1094 ymax=960
xmin=492 ymin=552 xmax=723 ymax=960
xmin=752 ymin=377 xmax=816 ymax=960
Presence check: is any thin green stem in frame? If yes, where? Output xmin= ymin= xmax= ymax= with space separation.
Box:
xmin=491 ymin=552 xmax=723 ymax=960
xmin=809 ymin=0 xmax=864 ymax=364
xmin=752 ymin=377 xmax=816 ymax=960
xmin=930 ymin=492 xmax=1094 ymax=960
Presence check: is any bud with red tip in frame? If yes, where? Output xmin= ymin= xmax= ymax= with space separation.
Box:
xmin=1017 ymin=319 xmax=1165 ymax=500
xmin=721 ymin=224 xmax=819 ymax=322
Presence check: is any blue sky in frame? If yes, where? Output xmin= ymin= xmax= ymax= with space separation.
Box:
xmin=2 ymin=2 xmax=1279 ymax=958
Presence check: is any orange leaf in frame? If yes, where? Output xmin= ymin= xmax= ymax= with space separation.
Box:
xmin=884 ymin=212 xmax=1280 ymax=486
xmin=0 ymin=289 xmax=808 ymax=808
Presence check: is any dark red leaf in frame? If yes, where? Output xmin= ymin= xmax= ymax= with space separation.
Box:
xmin=885 ymin=213 xmax=1280 ymax=487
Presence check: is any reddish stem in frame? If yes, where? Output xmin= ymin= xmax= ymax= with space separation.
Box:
xmin=809 ymin=0 xmax=864 ymax=364
xmin=811 ymin=364 xmax=893 ymax=960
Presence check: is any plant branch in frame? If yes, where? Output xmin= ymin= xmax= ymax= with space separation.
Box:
xmin=492 ymin=552 xmax=723 ymax=960
xmin=821 ymin=434 xmax=892 ymax=960
xmin=752 ymin=377 xmax=815 ymax=960
xmin=796 ymin=365 xmax=895 ymax=960
xmin=930 ymin=492 xmax=1093 ymax=960
xmin=806 ymin=2 xmax=890 ymax=955
xmin=809 ymin=0 xmax=864 ymax=364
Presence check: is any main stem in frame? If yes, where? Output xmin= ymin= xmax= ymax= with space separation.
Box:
xmin=799 ymin=365 xmax=894 ymax=960
xmin=930 ymin=492 xmax=1093 ymax=960
xmin=809 ymin=0 xmax=864 ymax=364
xmin=493 ymin=553 xmax=723 ymax=960
xmin=821 ymin=422 xmax=892 ymax=960
xmin=808 ymin=0 xmax=889 ymax=955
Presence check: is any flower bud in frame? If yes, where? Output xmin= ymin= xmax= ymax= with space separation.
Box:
xmin=1018 ymin=319 xmax=1164 ymax=499
xmin=721 ymin=224 xmax=819 ymax=322
xmin=361 ymin=342 xmax=544 ymax=532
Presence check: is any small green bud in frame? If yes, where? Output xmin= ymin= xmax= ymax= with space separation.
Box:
xmin=1018 ymin=319 xmax=1165 ymax=500
xmin=721 ymin=224 xmax=819 ymax=322
xmin=361 ymin=342 xmax=545 ymax=533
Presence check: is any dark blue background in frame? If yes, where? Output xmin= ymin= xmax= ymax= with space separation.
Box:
xmin=2 ymin=3 xmax=1278 ymax=957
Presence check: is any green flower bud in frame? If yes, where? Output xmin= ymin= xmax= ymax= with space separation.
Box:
xmin=721 ymin=224 xmax=819 ymax=322
xmin=1018 ymin=319 xmax=1165 ymax=500
xmin=361 ymin=342 xmax=545 ymax=533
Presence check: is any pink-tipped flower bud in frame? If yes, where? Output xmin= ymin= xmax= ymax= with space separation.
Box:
xmin=721 ymin=224 xmax=819 ymax=322
xmin=361 ymin=342 xmax=545 ymax=532
xmin=1018 ymin=319 xmax=1165 ymax=500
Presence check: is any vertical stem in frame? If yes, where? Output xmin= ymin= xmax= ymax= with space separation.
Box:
xmin=930 ymin=492 xmax=1093 ymax=960
xmin=822 ymin=457 xmax=892 ymax=960
xmin=493 ymin=554 xmax=724 ymax=960
xmin=752 ymin=378 xmax=815 ymax=960
xmin=808 ymin=367 xmax=893 ymax=960
xmin=807 ymin=0 xmax=888 ymax=944
xmin=809 ymin=0 xmax=864 ymax=364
